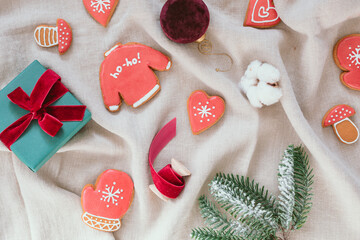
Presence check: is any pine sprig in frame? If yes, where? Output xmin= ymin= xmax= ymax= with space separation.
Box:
xmin=191 ymin=227 xmax=245 ymax=240
xmin=291 ymin=146 xmax=314 ymax=229
xmin=191 ymin=145 xmax=314 ymax=240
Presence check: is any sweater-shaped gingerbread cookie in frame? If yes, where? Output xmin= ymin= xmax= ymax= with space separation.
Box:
xmin=100 ymin=43 xmax=172 ymax=112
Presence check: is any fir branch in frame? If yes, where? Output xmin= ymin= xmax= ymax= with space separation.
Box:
xmin=191 ymin=227 xmax=244 ymax=240
xmin=291 ymin=146 xmax=314 ymax=229
xmin=209 ymin=174 xmax=278 ymax=235
xmin=277 ymin=145 xmax=296 ymax=230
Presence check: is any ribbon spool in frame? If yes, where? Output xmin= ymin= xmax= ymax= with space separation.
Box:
xmin=160 ymin=0 xmax=233 ymax=72
xmin=148 ymin=118 xmax=191 ymax=201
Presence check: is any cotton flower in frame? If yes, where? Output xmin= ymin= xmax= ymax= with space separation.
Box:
xmin=239 ymin=60 xmax=282 ymax=108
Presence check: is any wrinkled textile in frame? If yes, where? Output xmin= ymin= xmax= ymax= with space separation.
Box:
xmin=0 ymin=0 xmax=359 ymax=239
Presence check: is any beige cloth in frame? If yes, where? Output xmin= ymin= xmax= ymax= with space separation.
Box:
xmin=0 ymin=0 xmax=360 ymax=239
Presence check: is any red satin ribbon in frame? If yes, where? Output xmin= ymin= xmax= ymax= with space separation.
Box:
xmin=0 ymin=69 xmax=86 ymax=150
xmin=149 ymin=118 xmax=185 ymax=199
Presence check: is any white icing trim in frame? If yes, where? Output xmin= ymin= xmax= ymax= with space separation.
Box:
xmin=105 ymin=44 xmax=120 ymax=57
xmin=109 ymin=105 xmax=119 ymax=111
xmin=82 ymin=212 xmax=121 ymax=232
xmin=333 ymin=118 xmax=359 ymax=144
xmin=166 ymin=61 xmax=171 ymax=70
xmin=34 ymin=26 xmax=58 ymax=47
xmin=251 ymin=0 xmax=279 ymax=24
xmin=133 ymin=84 xmax=159 ymax=108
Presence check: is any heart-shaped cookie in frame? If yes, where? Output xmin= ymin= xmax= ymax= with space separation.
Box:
xmin=187 ymin=90 xmax=225 ymax=135
xmin=244 ymin=0 xmax=281 ymax=28
xmin=334 ymin=34 xmax=360 ymax=91
xmin=83 ymin=0 xmax=119 ymax=27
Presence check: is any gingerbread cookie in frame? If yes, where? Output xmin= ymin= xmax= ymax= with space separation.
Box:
xmin=244 ymin=0 xmax=281 ymax=28
xmin=81 ymin=169 xmax=134 ymax=232
xmin=187 ymin=90 xmax=225 ymax=135
xmin=34 ymin=19 xmax=72 ymax=55
xmin=83 ymin=0 xmax=119 ymax=27
xmin=99 ymin=43 xmax=172 ymax=112
xmin=322 ymin=104 xmax=359 ymax=144
xmin=333 ymin=34 xmax=360 ymax=90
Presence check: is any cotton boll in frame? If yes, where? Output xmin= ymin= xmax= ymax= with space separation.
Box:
xmin=244 ymin=60 xmax=262 ymax=79
xmin=246 ymin=86 xmax=263 ymax=108
xmin=257 ymin=63 xmax=280 ymax=84
xmin=256 ymin=81 xmax=283 ymax=106
xmin=239 ymin=75 xmax=258 ymax=93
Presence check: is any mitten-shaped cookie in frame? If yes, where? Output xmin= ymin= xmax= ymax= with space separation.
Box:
xmin=100 ymin=42 xmax=172 ymax=112
xmin=81 ymin=169 xmax=134 ymax=232
xmin=334 ymin=34 xmax=360 ymax=90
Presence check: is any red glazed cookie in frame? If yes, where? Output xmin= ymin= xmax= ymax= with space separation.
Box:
xmin=333 ymin=34 xmax=360 ymax=90
xmin=83 ymin=0 xmax=119 ymax=27
xmin=322 ymin=104 xmax=359 ymax=144
xmin=244 ymin=0 xmax=281 ymax=28
xmin=187 ymin=90 xmax=225 ymax=135
xmin=81 ymin=169 xmax=134 ymax=232
xmin=34 ymin=19 xmax=72 ymax=55
xmin=99 ymin=43 xmax=172 ymax=112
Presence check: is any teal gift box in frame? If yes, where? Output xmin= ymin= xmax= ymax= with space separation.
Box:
xmin=0 ymin=60 xmax=91 ymax=172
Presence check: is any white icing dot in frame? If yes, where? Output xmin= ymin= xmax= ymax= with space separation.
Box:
xmin=349 ymin=47 xmax=352 ymax=49
xmin=105 ymin=221 xmax=107 ymax=223
xmin=194 ymin=114 xmax=197 ymax=116
xmin=113 ymin=182 xmax=116 ymax=185
xmin=59 ymin=29 xmax=62 ymax=31
xmin=335 ymin=115 xmax=338 ymax=117
xmin=121 ymin=189 xmax=123 ymax=192
xmin=121 ymin=197 xmax=124 ymax=200
xmin=331 ymin=115 xmax=333 ymax=117
xmin=206 ymin=102 xmax=209 ymax=104
xmin=106 ymin=185 xmax=108 ymax=187
xmin=64 ymin=27 xmax=66 ymax=29
xmin=340 ymin=116 xmax=343 ymax=118
xmin=62 ymin=37 xmax=64 ymax=39
xmin=116 ymin=203 xmax=118 ymax=205
xmin=213 ymin=115 xmax=215 ymax=117
xmin=106 ymin=205 xmax=109 ymax=208
xmin=200 ymin=120 xmax=203 ymax=123
xmin=93 ymin=9 xmax=95 ymax=11
xmin=63 ymin=32 xmax=65 ymax=34
xmin=207 ymin=119 xmax=210 ymax=121
xmin=335 ymin=110 xmax=337 ymax=112
xmin=61 ymin=23 xmax=63 ymax=26
xmin=349 ymin=111 xmax=352 ymax=113
xmin=98 ymin=190 xmax=100 ymax=192
xmin=198 ymin=102 xmax=201 ymax=105
xmin=62 ymin=46 xmax=64 ymax=49
xmin=346 ymin=110 xmax=348 ymax=112
xmin=328 ymin=120 xmax=331 ymax=122
xmin=333 ymin=119 xmax=335 ymax=121
xmin=66 ymin=38 xmax=68 ymax=40
xmin=100 ymin=198 xmax=103 ymax=200
xmin=342 ymin=108 xmax=344 ymax=111
xmin=193 ymin=106 xmax=196 ymax=109
xmin=339 ymin=111 xmax=342 ymax=114
xmin=67 ymin=33 xmax=69 ymax=35
xmin=344 ymin=114 xmax=347 ymax=116
xmin=65 ymin=43 xmax=67 ymax=45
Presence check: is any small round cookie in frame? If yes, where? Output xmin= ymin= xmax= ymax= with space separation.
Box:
xmin=81 ymin=169 xmax=134 ymax=232
xmin=333 ymin=34 xmax=360 ymax=90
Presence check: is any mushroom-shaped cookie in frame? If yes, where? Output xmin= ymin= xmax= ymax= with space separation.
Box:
xmin=322 ymin=104 xmax=359 ymax=144
xmin=34 ymin=19 xmax=72 ymax=55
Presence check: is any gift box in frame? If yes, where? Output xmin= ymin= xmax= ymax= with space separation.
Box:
xmin=0 ymin=60 xmax=91 ymax=172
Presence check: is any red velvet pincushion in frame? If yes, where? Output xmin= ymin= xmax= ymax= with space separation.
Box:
xmin=160 ymin=0 xmax=210 ymax=44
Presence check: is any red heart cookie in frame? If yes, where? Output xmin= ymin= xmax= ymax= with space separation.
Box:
xmin=83 ymin=0 xmax=119 ymax=27
xmin=334 ymin=34 xmax=360 ymax=91
xmin=244 ymin=0 xmax=281 ymax=28
xmin=187 ymin=90 xmax=225 ymax=135
xmin=81 ymin=169 xmax=134 ymax=232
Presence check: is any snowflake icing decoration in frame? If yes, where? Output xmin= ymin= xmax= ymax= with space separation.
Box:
xmin=100 ymin=183 xmax=124 ymax=207
xmin=348 ymin=47 xmax=360 ymax=66
xmin=91 ymin=0 xmax=111 ymax=13
xmin=194 ymin=102 xmax=216 ymax=123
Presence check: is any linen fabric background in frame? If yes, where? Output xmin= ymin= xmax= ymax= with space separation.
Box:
xmin=0 ymin=0 xmax=359 ymax=239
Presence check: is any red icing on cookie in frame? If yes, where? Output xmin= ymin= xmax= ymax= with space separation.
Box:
xmin=322 ymin=105 xmax=355 ymax=127
xmin=83 ymin=0 xmax=119 ymax=27
xmin=100 ymin=43 xmax=172 ymax=112
xmin=56 ymin=19 xmax=72 ymax=55
xmin=187 ymin=90 xmax=225 ymax=135
xmin=334 ymin=34 xmax=360 ymax=90
xmin=244 ymin=0 xmax=281 ymax=28
xmin=81 ymin=169 xmax=134 ymax=232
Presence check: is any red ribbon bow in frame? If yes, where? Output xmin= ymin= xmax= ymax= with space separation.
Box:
xmin=149 ymin=118 xmax=185 ymax=199
xmin=0 ymin=69 xmax=86 ymax=150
